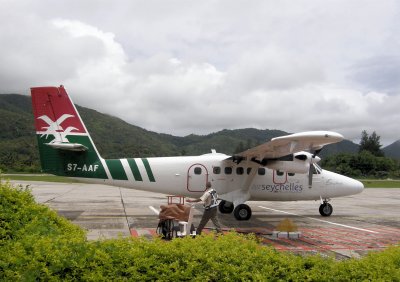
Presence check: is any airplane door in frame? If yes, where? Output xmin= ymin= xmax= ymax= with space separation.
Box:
xmin=311 ymin=164 xmax=325 ymax=195
xmin=187 ymin=164 xmax=208 ymax=192
xmin=305 ymin=164 xmax=327 ymax=198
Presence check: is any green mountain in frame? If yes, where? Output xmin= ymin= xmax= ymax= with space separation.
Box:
xmin=383 ymin=140 xmax=400 ymax=160
xmin=0 ymin=94 xmax=366 ymax=172
xmin=0 ymin=94 xmax=39 ymax=171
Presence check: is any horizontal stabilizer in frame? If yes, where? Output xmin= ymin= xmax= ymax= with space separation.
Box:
xmin=45 ymin=142 xmax=88 ymax=151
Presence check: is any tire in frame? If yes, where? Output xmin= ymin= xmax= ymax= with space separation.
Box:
xmin=319 ymin=203 xmax=333 ymax=217
xmin=218 ymin=200 xmax=234 ymax=214
xmin=157 ymin=219 xmax=175 ymax=240
xmin=233 ymin=204 xmax=252 ymax=220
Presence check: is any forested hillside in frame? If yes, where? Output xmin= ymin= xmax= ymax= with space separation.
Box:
xmin=0 ymin=94 xmax=389 ymax=173
xmin=0 ymin=94 xmax=38 ymax=171
xmin=383 ymin=140 xmax=400 ymax=160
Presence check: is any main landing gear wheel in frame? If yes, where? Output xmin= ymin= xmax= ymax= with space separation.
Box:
xmin=319 ymin=202 xmax=333 ymax=217
xmin=233 ymin=204 xmax=252 ymax=220
xmin=218 ymin=200 xmax=234 ymax=214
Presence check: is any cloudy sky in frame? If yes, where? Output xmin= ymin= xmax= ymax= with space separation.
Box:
xmin=1 ymin=0 xmax=399 ymax=145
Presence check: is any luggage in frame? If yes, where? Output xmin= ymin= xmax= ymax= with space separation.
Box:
xmin=156 ymin=204 xmax=194 ymax=239
xmin=156 ymin=218 xmax=177 ymax=240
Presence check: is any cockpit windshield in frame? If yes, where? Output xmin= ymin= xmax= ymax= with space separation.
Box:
xmin=312 ymin=163 xmax=322 ymax=174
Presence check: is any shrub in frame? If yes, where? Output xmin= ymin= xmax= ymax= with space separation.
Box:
xmin=0 ymin=180 xmax=399 ymax=281
xmin=0 ymin=180 xmax=85 ymax=243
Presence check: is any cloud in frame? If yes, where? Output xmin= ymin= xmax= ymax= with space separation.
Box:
xmin=349 ymin=56 xmax=400 ymax=95
xmin=0 ymin=0 xmax=399 ymax=146
xmin=226 ymin=49 xmax=325 ymax=93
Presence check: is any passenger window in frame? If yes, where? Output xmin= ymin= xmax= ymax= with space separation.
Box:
xmin=225 ymin=167 xmax=232 ymax=175
xmin=194 ymin=167 xmax=202 ymax=175
xmin=258 ymin=168 xmax=265 ymax=175
xmin=213 ymin=166 xmax=221 ymax=174
xmin=247 ymin=168 xmax=252 ymax=175
xmin=276 ymin=170 xmax=284 ymax=176
xmin=236 ymin=167 xmax=244 ymax=175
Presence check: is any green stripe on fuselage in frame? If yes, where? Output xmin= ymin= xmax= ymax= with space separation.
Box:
xmin=105 ymin=159 xmax=128 ymax=180
xmin=142 ymin=158 xmax=155 ymax=182
xmin=127 ymin=159 xmax=143 ymax=181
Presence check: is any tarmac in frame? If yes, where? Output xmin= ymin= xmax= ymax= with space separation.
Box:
xmin=11 ymin=180 xmax=400 ymax=259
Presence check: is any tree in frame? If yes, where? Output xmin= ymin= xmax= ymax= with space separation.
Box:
xmin=234 ymin=141 xmax=245 ymax=154
xmin=359 ymin=130 xmax=384 ymax=157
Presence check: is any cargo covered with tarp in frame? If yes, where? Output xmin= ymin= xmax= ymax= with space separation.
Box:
xmin=158 ymin=204 xmax=190 ymax=222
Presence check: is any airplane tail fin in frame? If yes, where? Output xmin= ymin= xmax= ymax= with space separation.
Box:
xmin=31 ymin=85 xmax=108 ymax=179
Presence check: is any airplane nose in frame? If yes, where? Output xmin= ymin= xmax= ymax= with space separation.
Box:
xmin=322 ymin=171 xmax=364 ymax=197
xmin=349 ymin=178 xmax=364 ymax=194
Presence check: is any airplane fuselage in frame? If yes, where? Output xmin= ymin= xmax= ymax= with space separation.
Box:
xmin=75 ymin=151 xmax=363 ymax=203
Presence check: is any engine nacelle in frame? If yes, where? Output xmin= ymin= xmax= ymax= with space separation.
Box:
xmin=265 ymin=151 xmax=320 ymax=174
xmin=266 ymin=159 xmax=310 ymax=174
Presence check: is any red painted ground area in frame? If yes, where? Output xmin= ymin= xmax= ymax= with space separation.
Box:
xmin=130 ymin=226 xmax=400 ymax=256
xmin=262 ymin=227 xmax=399 ymax=254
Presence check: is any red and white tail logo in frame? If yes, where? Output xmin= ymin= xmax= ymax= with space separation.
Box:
xmin=31 ymin=86 xmax=87 ymax=142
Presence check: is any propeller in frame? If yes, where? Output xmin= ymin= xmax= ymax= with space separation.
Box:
xmin=308 ymin=148 xmax=322 ymax=188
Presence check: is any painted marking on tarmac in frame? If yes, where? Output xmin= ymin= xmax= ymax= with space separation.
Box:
xmin=130 ymin=228 xmax=157 ymax=237
xmin=258 ymin=206 xmax=379 ymax=234
xmin=149 ymin=206 xmax=159 ymax=215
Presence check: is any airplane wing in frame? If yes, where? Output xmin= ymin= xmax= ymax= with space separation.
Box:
xmin=219 ymin=131 xmax=344 ymax=208
xmin=232 ymin=131 xmax=344 ymax=162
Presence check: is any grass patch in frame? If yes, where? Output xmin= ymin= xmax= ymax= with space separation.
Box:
xmin=360 ymin=179 xmax=400 ymax=188
xmin=2 ymin=174 xmax=80 ymax=183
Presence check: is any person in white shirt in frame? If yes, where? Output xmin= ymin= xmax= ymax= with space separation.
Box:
xmin=187 ymin=181 xmax=222 ymax=235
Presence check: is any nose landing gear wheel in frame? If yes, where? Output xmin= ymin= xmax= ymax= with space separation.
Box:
xmin=233 ymin=204 xmax=252 ymax=220
xmin=319 ymin=202 xmax=333 ymax=216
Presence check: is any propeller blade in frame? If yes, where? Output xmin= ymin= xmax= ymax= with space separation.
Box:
xmin=312 ymin=148 xmax=322 ymax=157
xmin=308 ymin=163 xmax=313 ymax=188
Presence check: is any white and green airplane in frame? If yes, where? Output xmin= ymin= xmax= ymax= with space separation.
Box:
xmin=31 ymin=85 xmax=363 ymax=220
